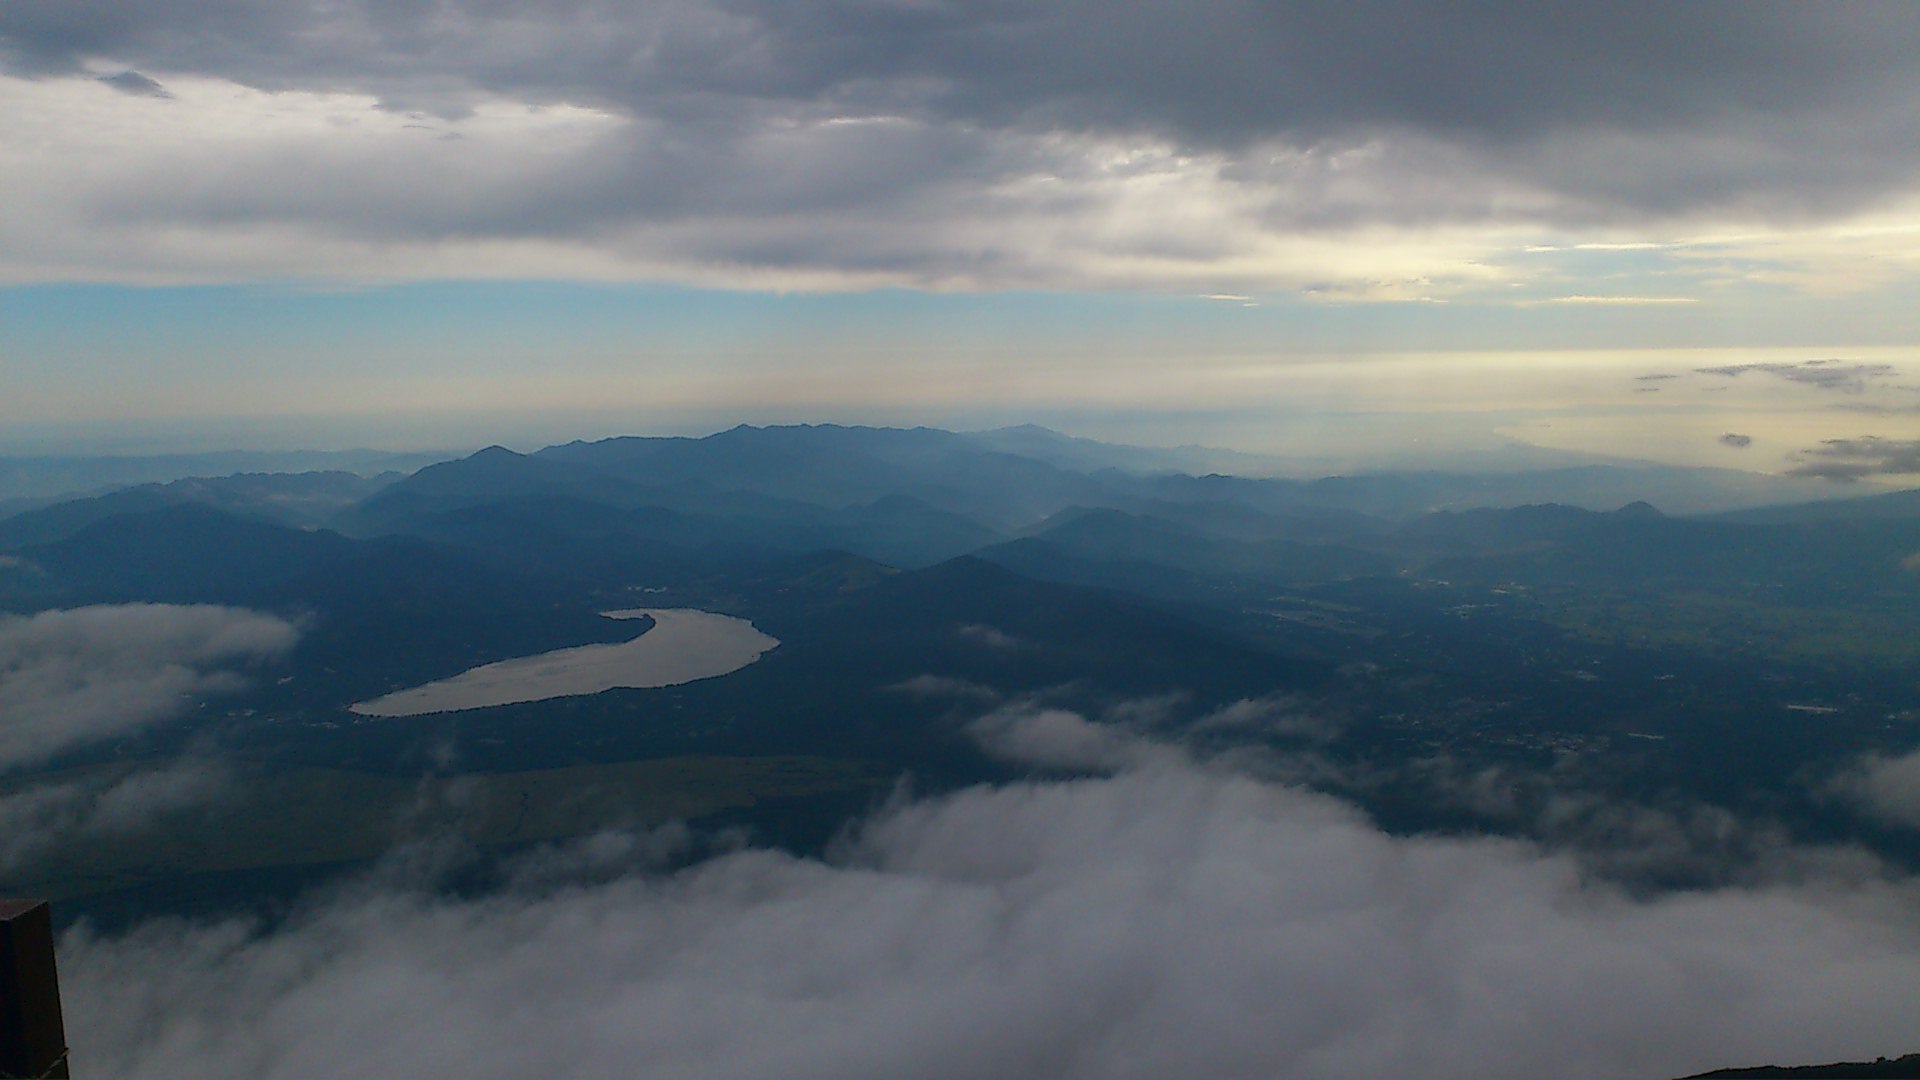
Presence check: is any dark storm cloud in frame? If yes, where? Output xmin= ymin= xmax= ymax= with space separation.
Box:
xmin=811 ymin=3 xmax=1920 ymax=225
xmin=58 ymin=728 xmax=1920 ymax=1078
xmin=1695 ymin=360 xmax=1897 ymax=393
xmin=1787 ymin=437 xmax=1920 ymax=481
xmin=6 ymin=0 xmax=1920 ymax=239
xmin=8 ymin=2 xmax=1917 ymax=144
xmin=0 ymin=2 xmax=292 ymax=73
xmin=1636 ymin=373 xmax=1679 ymax=381
xmin=1720 ymin=432 xmax=1754 ymax=448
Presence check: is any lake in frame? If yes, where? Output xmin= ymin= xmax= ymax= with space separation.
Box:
xmin=348 ymin=608 xmax=779 ymax=717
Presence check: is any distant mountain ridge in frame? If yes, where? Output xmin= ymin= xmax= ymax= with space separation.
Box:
xmin=0 ymin=470 xmax=396 ymax=548
xmin=0 ymin=448 xmax=447 ymax=502
xmin=1704 ymin=486 xmax=1920 ymax=524
xmin=7 ymin=424 xmax=1914 ymax=616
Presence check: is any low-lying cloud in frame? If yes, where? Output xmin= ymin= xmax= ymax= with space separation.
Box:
xmin=955 ymin=623 xmax=1024 ymax=650
xmin=0 ymin=603 xmax=298 ymax=770
xmin=1833 ymin=750 xmax=1920 ymax=829
xmin=965 ymin=703 xmax=1160 ymax=773
xmin=1695 ymin=360 xmax=1896 ymax=393
xmin=59 ymin=715 xmax=1920 ymax=1078
xmin=0 ymin=758 xmax=229 ymax=872
xmin=1786 ymin=436 xmax=1920 ymax=481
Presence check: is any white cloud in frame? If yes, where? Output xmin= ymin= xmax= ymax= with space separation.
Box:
xmin=58 ymin=748 xmax=1920 ymax=1078
xmin=1834 ymin=750 xmax=1920 ymax=828
xmin=965 ymin=703 xmax=1161 ymax=772
xmin=1191 ymin=695 xmax=1336 ymax=741
xmin=0 ymin=604 xmax=298 ymax=770
xmin=0 ymin=759 xmax=230 ymax=872
xmin=884 ymin=674 xmax=1001 ymax=702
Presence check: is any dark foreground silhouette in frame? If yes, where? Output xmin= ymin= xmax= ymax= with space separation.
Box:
xmin=1688 ymin=1052 xmax=1920 ymax=1078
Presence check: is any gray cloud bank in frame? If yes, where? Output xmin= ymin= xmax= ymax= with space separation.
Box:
xmin=1788 ymin=437 xmax=1920 ymax=481
xmin=3 ymin=3 xmax=1920 ymax=290
xmin=62 ymin=725 xmax=1920 ymax=1078
xmin=0 ymin=604 xmax=297 ymax=770
xmin=1695 ymin=360 xmax=1897 ymax=393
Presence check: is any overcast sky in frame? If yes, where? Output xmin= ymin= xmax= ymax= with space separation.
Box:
xmin=0 ymin=2 xmax=1915 ymax=472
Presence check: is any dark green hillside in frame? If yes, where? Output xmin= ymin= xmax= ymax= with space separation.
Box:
xmin=1032 ymin=507 xmax=1391 ymax=581
xmin=251 ymin=554 xmax=1326 ymax=780
xmin=377 ymin=495 xmax=746 ymax=583
xmin=0 ymin=471 xmax=398 ymax=549
xmin=0 ymin=503 xmax=636 ymax=706
xmin=976 ymin=507 xmax=1392 ymax=612
xmin=333 ymin=445 xmax=651 ymax=535
xmin=260 ymin=538 xmax=636 ymax=699
xmin=9 ymin=503 xmax=362 ymax=605
xmin=340 ymin=442 xmax=1008 ymax=568
xmin=0 ymin=485 xmax=183 ymax=548
xmin=780 ymin=555 xmax=1321 ymax=701
xmin=1428 ymin=510 xmax=1920 ymax=596
xmin=536 ymin=423 xmax=1105 ymax=524
xmin=1387 ymin=502 xmax=1603 ymax=558
xmin=981 ymin=536 xmax=1225 ymax=609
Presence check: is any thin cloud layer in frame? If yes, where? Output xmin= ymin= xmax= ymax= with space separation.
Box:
xmin=2 ymin=3 xmax=1918 ymax=293
xmin=1787 ymin=437 xmax=1920 ymax=481
xmin=60 ymin=739 xmax=1920 ymax=1078
xmin=1695 ymin=360 xmax=1897 ymax=393
xmin=0 ymin=603 xmax=297 ymax=770
xmin=0 ymin=759 xmax=229 ymax=872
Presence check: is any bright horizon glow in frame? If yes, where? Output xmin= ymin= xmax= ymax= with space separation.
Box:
xmin=1 ymin=6 xmax=1916 ymax=485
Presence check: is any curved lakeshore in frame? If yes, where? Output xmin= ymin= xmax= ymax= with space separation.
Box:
xmin=349 ymin=608 xmax=779 ymax=717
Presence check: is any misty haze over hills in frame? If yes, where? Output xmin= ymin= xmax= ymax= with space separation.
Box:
xmin=1 ymin=422 xmax=1917 ymax=1077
